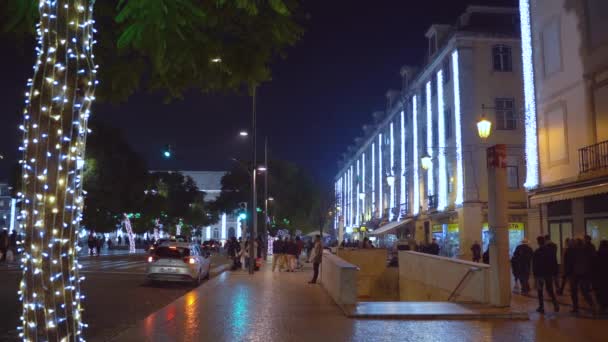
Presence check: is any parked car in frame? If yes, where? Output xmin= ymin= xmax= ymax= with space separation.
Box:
xmin=146 ymin=241 xmax=211 ymax=285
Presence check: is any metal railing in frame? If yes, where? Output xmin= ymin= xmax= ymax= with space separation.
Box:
xmin=579 ymin=140 xmax=608 ymax=174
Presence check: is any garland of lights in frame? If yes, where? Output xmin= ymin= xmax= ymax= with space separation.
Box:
xmin=412 ymin=96 xmax=420 ymax=215
xmin=17 ymin=1 xmax=98 ymax=340
xmin=400 ymin=110 xmax=406 ymax=219
xmin=452 ymin=50 xmax=465 ymax=206
xmin=122 ymin=214 xmax=135 ymax=254
xmin=437 ymin=70 xmax=448 ymax=211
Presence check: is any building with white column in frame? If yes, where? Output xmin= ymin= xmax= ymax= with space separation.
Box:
xmin=181 ymin=171 xmax=240 ymax=242
xmin=335 ymin=6 xmax=528 ymax=258
xmin=521 ymin=0 xmax=608 ymax=255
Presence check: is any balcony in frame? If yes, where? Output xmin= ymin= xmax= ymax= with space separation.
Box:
xmin=579 ymin=140 xmax=608 ymax=174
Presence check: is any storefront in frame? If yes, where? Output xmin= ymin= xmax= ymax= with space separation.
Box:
xmin=586 ymin=217 xmax=608 ymax=248
xmin=481 ymin=222 xmax=525 ymax=257
xmin=431 ymin=223 xmax=460 ymax=258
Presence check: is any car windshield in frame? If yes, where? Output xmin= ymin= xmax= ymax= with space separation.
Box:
xmin=155 ymin=246 xmax=191 ymax=258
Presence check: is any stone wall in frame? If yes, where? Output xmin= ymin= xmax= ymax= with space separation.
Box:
xmin=320 ymin=251 xmax=358 ymax=306
xmin=399 ymin=251 xmax=490 ymax=303
xmin=337 ymin=249 xmax=399 ymax=301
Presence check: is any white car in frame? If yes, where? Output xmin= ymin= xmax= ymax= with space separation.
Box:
xmin=146 ymin=241 xmax=211 ymax=285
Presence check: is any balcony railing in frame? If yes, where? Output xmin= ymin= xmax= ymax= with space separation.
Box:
xmin=579 ymin=140 xmax=608 ymax=174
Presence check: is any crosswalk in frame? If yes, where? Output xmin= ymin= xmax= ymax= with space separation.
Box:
xmin=0 ymin=258 xmax=149 ymax=274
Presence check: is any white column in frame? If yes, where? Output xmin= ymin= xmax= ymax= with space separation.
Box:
xmin=390 ymin=122 xmax=395 ymax=220
xmin=437 ymin=69 xmax=448 ymax=210
xmin=426 ymin=81 xmax=434 ymax=199
xmin=362 ymin=153 xmax=366 ymax=220
xmin=452 ymin=50 xmax=465 ymax=206
xmin=412 ymin=96 xmax=420 ymax=215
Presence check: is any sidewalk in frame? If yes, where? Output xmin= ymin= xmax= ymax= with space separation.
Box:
xmin=112 ymin=260 xmax=607 ymax=342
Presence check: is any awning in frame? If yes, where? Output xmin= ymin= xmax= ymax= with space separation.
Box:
xmin=305 ymin=230 xmax=330 ymax=237
xmin=368 ymin=218 xmax=412 ymax=236
xmin=529 ymin=181 xmax=608 ymax=206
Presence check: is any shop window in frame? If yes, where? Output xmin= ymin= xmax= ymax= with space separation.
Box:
xmin=585 ymin=194 xmax=608 ymax=213
xmin=586 ymin=218 xmax=608 ymax=250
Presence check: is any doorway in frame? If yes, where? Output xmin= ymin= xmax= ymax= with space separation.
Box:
xmin=548 ymin=220 xmax=573 ymax=264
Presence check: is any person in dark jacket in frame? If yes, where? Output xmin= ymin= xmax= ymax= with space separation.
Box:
xmin=568 ymin=237 xmax=595 ymax=314
xmin=512 ymin=238 xmax=534 ymax=294
xmin=482 ymin=248 xmax=490 ymax=264
xmin=272 ymin=237 xmax=284 ymax=272
xmin=533 ymin=236 xmax=560 ymax=314
xmin=471 ymin=241 xmax=481 ymax=263
xmin=544 ymin=234 xmax=560 ymax=290
xmin=593 ymin=240 xmax=608 ymax=314
xmin=427 ymin=238 xmax=440 ymax=255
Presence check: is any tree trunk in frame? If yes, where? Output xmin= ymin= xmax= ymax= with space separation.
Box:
xmin=19 ymin=1 xmax=97 ymax=340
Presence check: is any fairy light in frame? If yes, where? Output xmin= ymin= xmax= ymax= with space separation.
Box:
xmin=437 ymin=70 xmax=448 ymax=211
xmin=452 ymin=50 xmax=465 ymax=206
xmin=426 ymin=81 xmax=434 ymax=200
xmin=356 ymin=159 xmax=360 ymax=227
xmin=400 ymin=111 xmax=406 ymax=219
xmin=389 ymin=122 xmax=395 ymax=220
xmin=18 ymin=1 xmax=97 ymax=340
xmin=378 ymin=134 xmax=383 ymax=216
xmin=123 ymin=214 xmax=136 ymax=253
xmin=520 ymin=0 xmax=539 ymax=189
xmin=372 ymin=142 xmax=375 ymax=213
xmin=412 ymin=96 xmax=420 ymax=215
xmin=361 ymin=153 xmax=365 ymax=220
xmin=221 ymin=213 xmax=227 ymax=240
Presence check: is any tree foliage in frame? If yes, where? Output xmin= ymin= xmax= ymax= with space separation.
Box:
xmin=2 ymin=0 xmax=304 ymax=101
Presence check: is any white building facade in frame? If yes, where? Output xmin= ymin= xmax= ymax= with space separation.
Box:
xmin=181 ymin=171 xmax=241 ymax=242
xmin=335 ymin=6 xmax=528 ymax=259
xmin=521 ymin=0 xmax=608 ymax=256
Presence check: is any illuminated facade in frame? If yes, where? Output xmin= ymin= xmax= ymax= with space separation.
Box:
xmin=523 ymin=0 xmax=608 ymax=252
xmin=335 ymin=6 xmax=528 ymax=259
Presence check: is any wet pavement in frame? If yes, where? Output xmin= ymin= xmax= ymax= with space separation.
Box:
xmin=114 ymin=260 xmax=607 ymax=342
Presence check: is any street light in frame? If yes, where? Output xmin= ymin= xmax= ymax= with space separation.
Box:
xmin=239 ymin=131 xmax=249 ymax=137
xmin=477 ymin=105 xmax=493 ymax=139
xmin=268 ymin=197 xmax=274 ymax=201
xmin=257 ymin=166 xmax=267 ymax=172
xmin=420 ymin=153 xmax=432 ymax=171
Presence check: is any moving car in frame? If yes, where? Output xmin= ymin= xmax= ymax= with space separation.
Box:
xmin=201 ymin=239 xmax=221 ymax=253
xmin=146 ymin=241 xmax=211 ymax=285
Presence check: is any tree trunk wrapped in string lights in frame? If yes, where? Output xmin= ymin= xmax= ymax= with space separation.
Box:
xmin=18 ymin=1 xmax=97 ymax=340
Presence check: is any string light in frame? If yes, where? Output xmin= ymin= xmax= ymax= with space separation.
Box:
xmin=426 ymin=81 xmax=434 ymax=200
xmin=520 ymin=0 xmax=540 ymax=189
xmin=371 ymin=142 xmax=375 ymax=212
xmin=361 ymin=153 xmax=366 ymax=220
xmin=389 ymin=122 xmax=395 ymax=220
xmin=400 ymin=111 xmax=406 ymax=219
xmin=122 ymin=214 xmax=136 ymax=254
xmin=356 ymin=159 xmax=360 ymax=227
xmin=451 ymin=50 xmax=465 ymax=206
xmin=437 ymin=70 xmax=448 ymax=211
xmin=412 ymin=96 xmax=420 ymax=215
xmin=18 ymin=1 xmax=97 ymax=340
xmin=378 ymin=134 xmax=383 ymax=217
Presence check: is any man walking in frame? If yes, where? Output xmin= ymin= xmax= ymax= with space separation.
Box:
xmin=533 ymin=236 xmax=560 ymax=314
xmin=308 ymin=235 xmax=323 ymax=284
xmin=471 ymin=241 xmax=481 ymax=263
xmin=512 ymin=238 xmax=533 ymax=294
xmin=569 ymin=237 xmax=595 ymax=314
xmin=272 ymin=237 xmax=284 ymax=272
xmin=544 ymin=234 xmax=560 ymax=290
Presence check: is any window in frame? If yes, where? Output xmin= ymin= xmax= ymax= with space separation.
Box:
xmin=213 ymin=227 xmax=220 ymax=239
xmin=507 ymin=166 xmax=519 ymax=189
xmin=443 ymin=59 xmax=451 ymax=83
xmin=542 ymin=17 xmax=562 ymax=77
xmin=444 ymin=108 xmax=452 ymax=139
xmin=495 ymin=98 xmax=516 ymax=130
xmin=492 ymin=45 xmax=512 ymax=72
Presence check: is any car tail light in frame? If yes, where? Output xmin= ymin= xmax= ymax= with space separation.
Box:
xmin=148 ymin=256 xmax=158 ymax=263
xmin=183 ymin=257 xmax=196 ymax=264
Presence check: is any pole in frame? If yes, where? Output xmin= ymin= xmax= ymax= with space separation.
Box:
xmin=487 ymin=144 xmax=511 ymax=306
xmin=264 ymin=137 xmax=269 ymax=260
xmin=249 ymin=86 xmax=257 ymax=275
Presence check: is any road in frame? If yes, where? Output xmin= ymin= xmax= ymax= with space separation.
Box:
xmin=0 ymin=252 xmax=230 ymax=341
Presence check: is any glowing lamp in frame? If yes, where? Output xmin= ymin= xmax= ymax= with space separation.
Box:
xmin=257 ymin=166 xmax=267 ymax=172
xmin=477 ymin=115 xmax=492 ymax=139
xmin=421 ymin=154 xmax=432 ymax=171
xmin=359 ymin=192 xmax=365 ymax=200
xmin=239 ymin=131 xmax=249 ymax=137
xmin=386 ymin=175 xmax=395 ymax=187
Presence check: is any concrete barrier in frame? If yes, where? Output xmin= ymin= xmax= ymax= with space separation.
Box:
xmin=399 ymin=251 xmax=491 ymax=303
xmin=320 ymin=251 xmax=359 ymax=306
xmin=337 ymin=248 xmax=399 ymax=300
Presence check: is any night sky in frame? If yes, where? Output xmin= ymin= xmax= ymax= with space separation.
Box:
xmin=0 ymin=0 xmax=518 ymax=184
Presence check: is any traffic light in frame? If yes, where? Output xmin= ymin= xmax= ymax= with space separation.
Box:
xmin=162 ymin=144 xmax=173 ymax=159
xmin=237 ymin=202 xmax=248 ymax=221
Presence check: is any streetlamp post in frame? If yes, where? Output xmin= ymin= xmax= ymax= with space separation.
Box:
xmin=264 ymin=137 xmax=269 ymax=260
xmin=250 ymin=86 xmax=257 ymax=275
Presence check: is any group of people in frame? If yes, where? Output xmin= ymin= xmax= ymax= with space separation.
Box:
xmin=272 ymin=236 xmax=305 ymax=272
xmin=225 ymin=236 xmax=263 ymax=271
xmin=339 ymin=237 xmax=375 ymax=249
xmin=509 ymin=234 xmax=607 ymax=315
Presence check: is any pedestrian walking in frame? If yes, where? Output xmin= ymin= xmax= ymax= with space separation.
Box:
xmin=482 ymin=247 xmax=490 ymax=264
xmin=533 ymin=236 xmax=560 ymax=314
xmin=308 ymin=235 xmax=323 ymax=284
xmin=95 ymin=235 xmax=102 ymax=256
xmin=295 ymin=236 xmax=304 ymax=269
xmin=512 ymin=238 xmax=533 ymax=294
xmin=306 ymin=239 xmax=314 ymax=261
xmin=88 ymin=233 xmax=96 ymax=256
xmin=0 ymin=230 xmax=8 ymax=261
xmin=593 ymin=240 xmax=608 ymax=314
xmin=471 ymin=241 xmax=481 ymax=263
xmin=427 ymin=238 xmax=440 ymax=255
xmin=544 ymin=234 xmax=560 ymax=290
xmin=285 ymin=237 xmax=297 ymax=272
xmin=271 ymin=237 xmax=283 ymax=272
xmin=568 ymin=237 xmax=595 ymax=314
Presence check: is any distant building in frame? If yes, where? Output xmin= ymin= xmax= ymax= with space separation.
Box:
xmin=335 ymin=6 xmax=527 ymax=258
xmin=180 ymin=171 xmax=241 ymax=241
xmin=521 ymin=0 xmax=608 ymax=254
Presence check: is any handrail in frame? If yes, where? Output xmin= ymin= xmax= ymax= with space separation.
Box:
xmin=579 ymin=140 xmax=608 ymax=173
xmin=447 ymin=266 xmax=481 ymax=301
